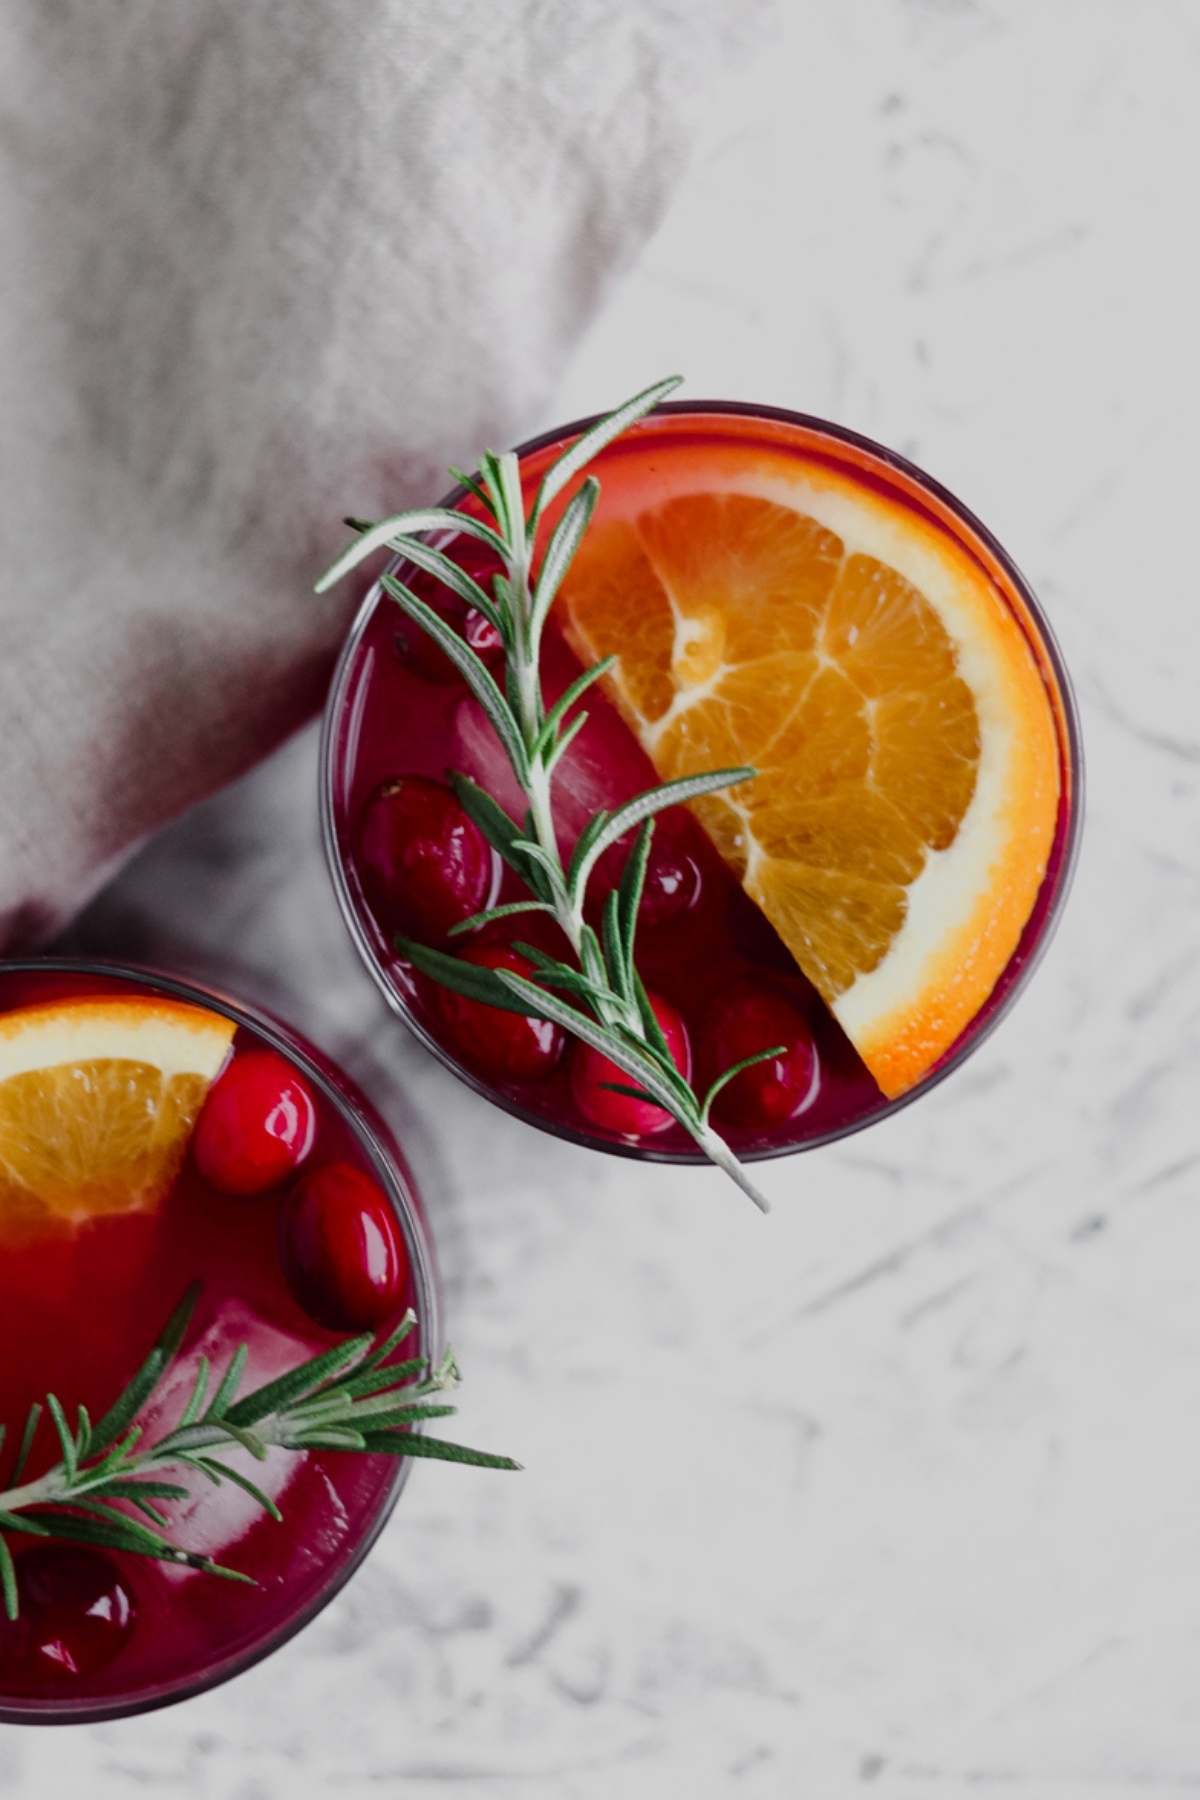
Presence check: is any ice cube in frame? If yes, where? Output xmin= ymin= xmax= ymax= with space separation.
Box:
xmin=132 ymin=1303 xmax=315 ymax=1570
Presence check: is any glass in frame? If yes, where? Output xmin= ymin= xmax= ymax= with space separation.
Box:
xmin=0 ymin=958 xmax=438 ymax=1724
xmin=320 ymin=402 xmax=1082 ymax=1165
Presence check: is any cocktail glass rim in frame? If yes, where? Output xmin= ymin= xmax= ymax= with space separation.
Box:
xmin=0 ymin=955 xmax=439 ymax=1726
xmin=318 ymin=398 xmax=1085 ymax=1166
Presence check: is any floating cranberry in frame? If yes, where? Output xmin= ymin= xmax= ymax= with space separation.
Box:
xmin=639 ymin=834 xmax=703 ymax=929
xmin=698 ymin=982 xmax=818 ymax=1129
xmin=592 ymin=810 xmax=703 ymax=932
xmin=0 ymin=1549 xmax=135 ymax=1685
xmin=357 ymin=776 xmax=497 ymax=941
xmin=193 ymin=1049 xmax=316 ymax=1197
xmin=435 ymin=945 xmax=564 ymax=1082
xmin=570 ymin=993 xmax=690 ymax=1137
xmin=280 ymin=1162 xmax=408 ymax=1332
xmin=396 ymin=606 xmax=504 ymax=681
xmin=393 ymin=550 xmax=504 ymax=681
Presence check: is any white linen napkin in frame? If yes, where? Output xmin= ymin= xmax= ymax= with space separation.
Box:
xmin=0 ymin=0 xmax=766 ymax=947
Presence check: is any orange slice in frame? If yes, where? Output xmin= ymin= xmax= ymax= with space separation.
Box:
xmin=0 ymin=997 xmax=235 ymax=1229
xmin=558 ymin=453 xmax=1061 ymax=1097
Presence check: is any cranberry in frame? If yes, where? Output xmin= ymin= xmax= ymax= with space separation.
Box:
xmin=639 ymin=836 xmax=703 ymax=929
xmin=698 ymin=982 xmax=818 ymax=1129
xmin=393 ymin=550 xmax=504 ymax=681
xmin=193 ymin=1049 xmax=316 ymax=1197
xmin=0 ymin=1549 xmax=135 ymax=1684
xmin=570 ymin=993 xmax=691 ymax=1137
xmin=357 ymin=776 xmax=497 ymax=941
xmin=280 ymin=1162 xmax=408 ymax=1332
xmin=435 ymin=945 xmax=564 ymax=1082
xmin=592 ymin=810 xmax=703 ymax=931
xmin=396 ymin=606 xmax=503 ymax=680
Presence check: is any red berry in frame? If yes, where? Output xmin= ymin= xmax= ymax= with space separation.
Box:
xmin=698 ymin=982 xmax=818 ymax=1129
xmin=280 ymin=1162 xmax=408 ymax=1332
xmin=393 ymin=548 xmax=504 ymax=681
xmin=570 ymin=993 xmax=690 ymax=1137
xmin=0 ymin=1549 xmax=136 ymax=1684
xmin=636 ymin=838 xmax=705 ymax=928
xmin=357 ymin=776 xmax=497 ymax=941
xmin=435 ymin=945 xmax=564 ymax=1082
xmin=592 ymin=810 xmax=703 ymax=931
xmin=193 ymin=1049 xmax=316 ymax=1197
xmin=395 ymin=606 xmax=503 ymax=681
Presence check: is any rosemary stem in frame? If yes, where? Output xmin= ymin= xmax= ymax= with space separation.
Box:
xmin=332 ymin=380 xmax=776 ymax=1212
xmin=697 ymin=1128 xmax=771 ymax=1215
xmin=0 ymin=1470 xmax=69 ymax=1514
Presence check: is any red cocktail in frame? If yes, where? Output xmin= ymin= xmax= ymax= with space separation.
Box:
xmin=0 ymin=960 xmax=440 ymax=1723
xmin=321 ymin=402 xmax=1080 ymax=1169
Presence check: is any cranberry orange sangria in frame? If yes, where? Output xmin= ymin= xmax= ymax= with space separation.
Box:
xmin=320 ymin=381 xmax=1079 ymax=1208
xmin=0 ymin=962 xmax=515 ymax=1722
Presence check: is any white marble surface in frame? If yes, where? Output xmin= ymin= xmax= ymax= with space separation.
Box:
xmin=11 ymin=1 xmax=1200 ymax=1792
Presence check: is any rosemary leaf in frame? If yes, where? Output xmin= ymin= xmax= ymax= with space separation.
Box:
xmin=45 ymin=1396 xmax=75 ymax=1483
xmin=97 ymin=1478 xmax=191 ymax=1503
xmin=601 ymin=888 xmax=634 ymax=1007
xmin=491 ymin=972 xmax=692 ymax=1125
xmin=700 ymin=1046 xmax=788 ymax=1125
xmin=212 ymin=1422 xmax=269 ymax=1462
xmin=565 ymin=810 xmax=612 ymax=895
xmin=545 ymin=710 xmax=589 ymax=774
xmin=177 ymin=1355 xmax=211 ymax=1431
xmin=397 ymin=937 xmax=548 ymax=1019
xmin=447 ymin=465 xmax=493 ymax=513
xmin=492 ymin=451 xmax=527 ymax=556
xmin=361 ymin=1433 xmax=521 ymax=1471
xmin=339 ymin=1355 xmax=427 ymax=1400
xmin=531 ymin=655 xmax=616 ymax=762
xmin=509 ymin=838 xmax=569 ymax=899
xmin=633 ymin=967 xmax=674 ymax=1067
xmin=531 ymin=375 xmax=682 ymax=523
xmin=616 ymin=820 xmax=655 ymax=969
xmin=531 ymin=476 xmax=599 ymax=644
xmin=0 ymin=1512 xmax=50 ymax=1539
xmin=205 ymin=1344 xmax=249 ymax=1422
xmin=289 ymin=1428 xmax=368 ymax=1452
xmin=345 ymin=1314 xmax=419 ymax=1381
xmin=381 ymin=574 xmax=529 ymax=782
xmin=224 ymin=1335 xmax=373 ymax=1429
xmin=447 ymin=775 xmax=542 ymax=891
xmin=88 ymin=1282 xmax=199 ymax=1456
xmin=0 ymin=1534 xmax=16 ymax=1623
xmin=447 ymin=900 xmax=556 ymax=939
xmin=349 ymin=1404 xmax=459 ymax=1430
xmin=385 ymin=534 xmax=504 ymax=634
xmin=314 ymin=506 xmax=507 ymax=594
xmin=194 ymin=1459 xmax=283 ymax=1523
xmin=10 ymin=1404 xmax=41 ymax=1485
xmin=570 ymin=769 xmax=755 ymax=910
xmin=599 ymin=1082 xmax=660 ymax=1106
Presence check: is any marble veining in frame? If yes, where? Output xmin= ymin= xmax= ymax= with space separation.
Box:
xmin=7 ymin=1 xmax=1200 ymax=1794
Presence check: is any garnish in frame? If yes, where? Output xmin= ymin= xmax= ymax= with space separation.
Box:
xmin=316 ymin=377 xmax=783 ymax=1210
xmin=0 ymin=1286 xmax=516 ymax=1620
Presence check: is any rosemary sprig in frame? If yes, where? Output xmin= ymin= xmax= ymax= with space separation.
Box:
xmin=0 ymin=1285 xmax=516 ymax=1620
xmin=317 ymin=378 xmax=783 ymax=1210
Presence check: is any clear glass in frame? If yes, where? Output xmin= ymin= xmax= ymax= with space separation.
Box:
xmin=0 ymin=957 xmax=439 ymax=1725
xmin=320 ymin=401 xmax=1083 ymax=1164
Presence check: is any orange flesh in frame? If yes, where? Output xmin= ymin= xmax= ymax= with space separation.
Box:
xmin=555 ymin=443 xmax=1062 ymax=1097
